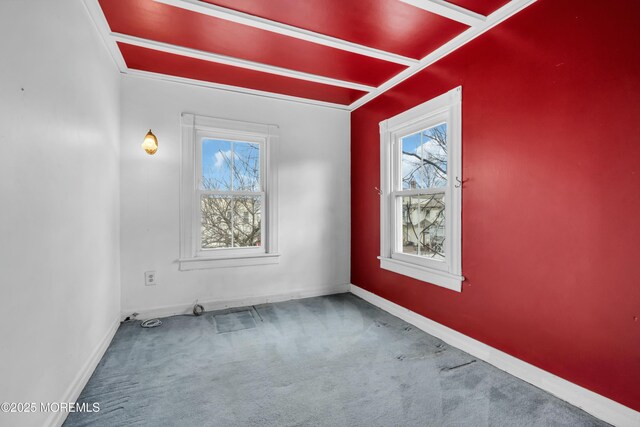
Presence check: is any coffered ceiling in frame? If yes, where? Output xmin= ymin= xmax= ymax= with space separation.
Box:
xmin=85 ymin=0 xmax=535 ymax=110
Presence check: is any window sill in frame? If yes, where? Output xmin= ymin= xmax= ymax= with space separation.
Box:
xmin=378 ymin=256 xmax=463 ymax=292
xmin=179 ymin=253 xmax=280 ymax=271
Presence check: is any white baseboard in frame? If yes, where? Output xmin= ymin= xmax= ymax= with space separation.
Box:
xmin=122 ymin=283 xmax=350 ymax=321
xmin=350 ymin=284 xmax=640 ymax=427
xmin=48 ymin=316 xmax=120 ymax=427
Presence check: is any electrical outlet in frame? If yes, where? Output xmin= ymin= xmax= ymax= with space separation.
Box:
xmin=144 ymin=271 xmax=157 ymax=286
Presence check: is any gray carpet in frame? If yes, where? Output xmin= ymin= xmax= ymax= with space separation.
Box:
xmin=65 ymin=294 xmax=607 ymax=426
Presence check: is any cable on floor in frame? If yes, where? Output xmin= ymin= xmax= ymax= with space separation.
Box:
xmin=141 ymin=318 xmax=162 ymax=328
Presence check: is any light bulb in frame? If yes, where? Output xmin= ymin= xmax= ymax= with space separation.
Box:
xmin=142 ymin=129 xmax=158 ymax=155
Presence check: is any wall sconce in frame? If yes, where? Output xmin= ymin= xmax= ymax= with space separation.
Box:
xmin=141 ymin=129 xmax=158 ymax=155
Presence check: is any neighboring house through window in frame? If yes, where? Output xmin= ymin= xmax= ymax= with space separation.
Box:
xmin=180 ymin=113 xmax=279 ymax=270
xmin=379 ymin=87 xmax=463 ymax=291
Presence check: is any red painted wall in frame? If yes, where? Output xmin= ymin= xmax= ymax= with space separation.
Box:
xmin=351 ymin=0 xmax=640 ymax=411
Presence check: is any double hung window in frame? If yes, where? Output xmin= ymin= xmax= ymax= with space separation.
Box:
xmin=379 ymin=87 xmax=463 ymax=291
xmin=180 ymin=114 xmax=279 ymax=270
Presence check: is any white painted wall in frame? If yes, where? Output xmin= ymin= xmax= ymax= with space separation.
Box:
xmin=0 ymin=1 xmax=121 ymax=426
xmin=120 ymin=76 xmax=350 ymax=317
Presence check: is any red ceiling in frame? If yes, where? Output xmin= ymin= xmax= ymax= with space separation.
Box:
xmin=202 ymin=0 xmax=468 ymax=59
xmin=446 ymin=0 xmax=511 ymax=16
xmin=98 ymin=0 xmax=513 ymax=106
xmin=119 ymin=43 xmax=367 ymax=105
xmin=99 ymin=0 xmax=407 ymax=88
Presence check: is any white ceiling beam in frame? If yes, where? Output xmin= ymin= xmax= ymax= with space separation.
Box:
xmin=82 ymin=0 xmax=358 ymax=109
xmin=125 ymin=69 xmax=352 ymax=111
xmin=153 ymin=0 xmax=419 ymax=66
xmin=82 ymin=0 xmax=127 ymax=72
xmin=350 ymin=0 xmax=538 ymax=111
xmin=112 ymin=33 xmax=374 ymax=92
xmin=84 ymin=0 xmax=536 ymax=111
xmin=399 ymin=0 xmax=486 ymax=27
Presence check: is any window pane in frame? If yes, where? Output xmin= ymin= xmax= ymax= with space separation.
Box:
xmin=201 ymin=195 xmax=232 ymax=248
xmin=233 ymin=142 xmax=260 ymax=191
xmin=233 ymin=196 xmax=261 ymax=248
xmin=400 ymin=193 xmax=445 ymax=261
xmin=401 ymin=123 xmax=447 ymax=189
xmin=202 ymin=139 xmax=232 ymax=190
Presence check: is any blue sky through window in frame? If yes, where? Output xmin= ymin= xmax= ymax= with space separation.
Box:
xmin=202 ymin=139 xmax=232 ymax=190
xmin=202 ymin=139 xmax=260 ymax=191
xmin=401 ymin=123 xmax=448 ymax=189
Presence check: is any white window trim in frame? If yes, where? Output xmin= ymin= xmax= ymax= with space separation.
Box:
xmin=179 ymin=113 xmax=279 ymax=270
xmin=378 ymin=87 xmax=463 ymax=292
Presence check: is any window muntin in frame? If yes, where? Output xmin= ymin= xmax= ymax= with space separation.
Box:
xmin=379 ymin=87 xmax=462 ymax=291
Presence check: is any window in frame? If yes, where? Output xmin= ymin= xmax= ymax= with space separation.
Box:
xmin=379 ymin=87 xmax=463 ymax=291
xmin=180 ymin=114 xmax=279 ymax=270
